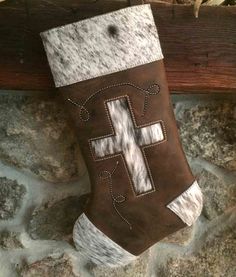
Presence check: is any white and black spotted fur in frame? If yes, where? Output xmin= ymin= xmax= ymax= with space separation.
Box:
xmin=167 ymin=180 xmax=203 ymax=226
xmin=40 ymin=4 xmax=163 ymax=87
xmin=73 ymin=213 xmax=137 ymax=267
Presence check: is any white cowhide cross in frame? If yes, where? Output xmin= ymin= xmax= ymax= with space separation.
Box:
xmin=90 ymin=96 xmax=165 ymax=196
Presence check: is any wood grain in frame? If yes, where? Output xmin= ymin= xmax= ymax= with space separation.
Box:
xmin=0 ymin=0 xmax=235 ymax=93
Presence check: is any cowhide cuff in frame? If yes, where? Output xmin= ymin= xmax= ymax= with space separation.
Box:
xmin=40 ymin=4 xmax=163 ymax=87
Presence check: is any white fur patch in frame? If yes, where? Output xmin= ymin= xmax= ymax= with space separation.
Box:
xmin=167 ymin=180 xmax=203 ymax=226
xmin=91 ymin=97 xmax=165 ymax=195
xmin=73 ymin=213 xmax=137 ymax=267
xmin=40 ymin=4 xmax=163 ymax=87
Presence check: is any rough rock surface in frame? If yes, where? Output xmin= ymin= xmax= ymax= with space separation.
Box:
xmin=28 ymin=194 xmax=89 ymax=242
xmin=0 ymin=230 xmax=23 ymax=249
xmin=0 ymin=95 xmax=85 ymax=182
xmin=157 ymin=224 xmax=236 ymax=277
xmin=0 ymin=177 xmax=26 ymax=220
xmin=198 ymin=169 xmax=236 ymax=220
xmin=17 ymin=254 xmax=78 ymax=277
xmin=176 ymin=102 xmax=236 ymax=171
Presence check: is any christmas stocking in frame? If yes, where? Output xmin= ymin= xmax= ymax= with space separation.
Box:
xmin=40 ymin=4 xmax=203 ymax=267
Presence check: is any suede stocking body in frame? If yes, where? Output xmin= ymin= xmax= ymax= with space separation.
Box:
xmin=40 ymin=4 xmax=203 ymax=267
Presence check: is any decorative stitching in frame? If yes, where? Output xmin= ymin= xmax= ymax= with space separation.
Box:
xmin=67 ymin=98 xmax=90 ymax=121
xmin=99 ymin=161 xmax=133 ymax=230
xmin=67 ymin=82 xmax=160 ymax=121
xmin=89 ymin=95 xmax=167 ymax=197
xmin=67 ymin=82 xmax=167 ymax=228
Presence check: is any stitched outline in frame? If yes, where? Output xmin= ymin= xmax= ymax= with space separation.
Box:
xmin=67 ymin=82 xmax=160 ymax=121
xmin=99 ymin=161 xmax=133 ymax=230
xmin=89 ymin=95 xmax=167 ymax=197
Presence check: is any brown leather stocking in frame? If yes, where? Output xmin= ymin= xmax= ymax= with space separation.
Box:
xmin=40 ymin=4 xmax=203 ymax=267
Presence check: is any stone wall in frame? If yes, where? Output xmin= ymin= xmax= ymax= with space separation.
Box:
xmin=0 ymin=92 xmax=235 ymax=277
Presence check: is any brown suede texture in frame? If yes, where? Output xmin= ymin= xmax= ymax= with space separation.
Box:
xmin=58 ymin=60 xmax=194 ymax=256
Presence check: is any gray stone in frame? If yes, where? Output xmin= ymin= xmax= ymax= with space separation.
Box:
xmin=175 ymin=101 xmax=236 ymax=171
xmin=17 ymin=253 xmax=78 ymax=277
xmin=198 ymin=169 xmax=236 ymax=220
xmin=92 ymin=251 xmax=149 ymax=277
xmin=28 ymin=194 xmax=89 ymax=243
xmin=0 ymin=177 xmax=26 ymax=220
xmin=0 ymin=94 xmax=85 ymax=182
xmin=157 ymin=223 xmax=236 ymax=277
xmin=0 ymin=229 xmax=23 ymax=249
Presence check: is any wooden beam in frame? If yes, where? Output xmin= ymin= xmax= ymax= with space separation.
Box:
xmin=0 ymin=1 xmax=235 ymax=93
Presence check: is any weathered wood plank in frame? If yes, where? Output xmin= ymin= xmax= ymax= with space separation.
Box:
xmin=0 ymin=1 xmax=235 ymax=93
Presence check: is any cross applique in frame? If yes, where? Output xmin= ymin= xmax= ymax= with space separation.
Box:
xmin=90 ymin=96 xmax=166 ymax=196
